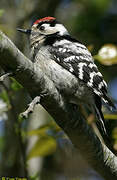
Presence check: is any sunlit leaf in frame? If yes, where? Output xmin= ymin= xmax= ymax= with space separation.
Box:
xmin=27 ymin=136 xmax=57 ymax=160
xmin=27 ymin=123 xmax=61 ymax=137
xmin=27 ymin=126 xmax=50 ymax=136
xmin=94 ymin=44 xmax=117 ymax=65
xmin=104 ymin=114 xmax=117 ymax=120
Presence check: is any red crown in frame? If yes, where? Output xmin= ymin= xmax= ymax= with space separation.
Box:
xmin=33 ymin=17 xmax=56 ymax=25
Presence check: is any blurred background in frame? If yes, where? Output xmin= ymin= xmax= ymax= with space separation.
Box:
xmin=0 ymin=0 xmax=117 ymax=179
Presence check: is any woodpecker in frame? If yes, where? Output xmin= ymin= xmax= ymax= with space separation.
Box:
xmin=17 ymin=16 xmax=115 ymax=133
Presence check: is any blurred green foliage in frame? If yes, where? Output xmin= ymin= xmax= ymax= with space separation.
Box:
xmin=26 ymin=124 xmax=60 ymax=159
xmin=0 ymin=9 xmax=4 ymax=17
xmin=0 ymin=90 xmax=10 ymax=106
xmin=27 ymin=136 xmax=57 ymax=160
xmin=11 ymin=78 xmax=23 ymax=91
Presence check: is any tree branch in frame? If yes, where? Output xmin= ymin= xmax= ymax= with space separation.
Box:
xmin=0 ymin=30 xmax=117 ymax=180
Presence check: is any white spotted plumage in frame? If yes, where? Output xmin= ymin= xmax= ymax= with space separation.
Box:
xmin=88 ymin=63 xmax=97 ymax=69
xmin=51 ymin=39 xmax=107 ymax=98
xmin=64 ymin=56 xmax=76 ymax=63
xmin=78 ymin=62 xmax=87 ymax=80
xmin=87 ymin=72 xmax=95 ymax=87
xmin=48 ymin=31 xmax=115 ymax=118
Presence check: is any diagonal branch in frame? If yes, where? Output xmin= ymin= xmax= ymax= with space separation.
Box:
xmin=0 ymin=30 xmax=117 ymax=180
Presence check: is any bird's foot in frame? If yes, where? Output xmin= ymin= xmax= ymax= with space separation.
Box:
xmin=21 ymin=96 xmax=41 ymax=118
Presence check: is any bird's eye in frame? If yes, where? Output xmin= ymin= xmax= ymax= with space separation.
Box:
xmin=39 ymin=25 xmax=45 ymax=31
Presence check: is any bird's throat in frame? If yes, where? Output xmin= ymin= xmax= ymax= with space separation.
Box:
xmin=30 ymin=35 xmax=45 ymax=48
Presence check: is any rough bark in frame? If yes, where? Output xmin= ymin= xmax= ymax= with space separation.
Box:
xmin=0 ymin=30 xmax=117 ymax=180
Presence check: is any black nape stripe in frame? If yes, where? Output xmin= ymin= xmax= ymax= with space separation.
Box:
xmin=44 ymin=33 xmax=82 ymax=46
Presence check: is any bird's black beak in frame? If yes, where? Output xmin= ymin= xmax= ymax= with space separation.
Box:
xmin=17 ymin=28 xmax=31 ymax=35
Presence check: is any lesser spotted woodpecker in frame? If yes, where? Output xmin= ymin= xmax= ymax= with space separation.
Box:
xmin=17 ymin=17 xmax=115 ymax=133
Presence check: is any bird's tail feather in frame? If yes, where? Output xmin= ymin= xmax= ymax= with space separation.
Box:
xmin=94 ymin=94 xmax=107 ymax=135
xmin=102 ymin=93 xmax=116 ymax=111
xmin=94 ymin=105 xmax=107 ymax=135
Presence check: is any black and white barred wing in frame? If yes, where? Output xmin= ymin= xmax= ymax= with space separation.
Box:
xmin=50 ymin=39 xmax=114 ymax=108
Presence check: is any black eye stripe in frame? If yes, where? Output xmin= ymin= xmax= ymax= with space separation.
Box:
xmin=36 ymin=24 xmax=45 ymax=30
xmin=39 ymin=25 xmax=45 ymax=30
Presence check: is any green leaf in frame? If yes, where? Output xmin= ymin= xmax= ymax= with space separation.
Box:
xmin=27 ymin=136 xmax=57 ymax=160
xmin=104 ymin=114 xmax=117 ymax=120
xmin=95 ymin=44 xmax=117 ymax=65
xmin=11 ymin=78 xmax=23 ymax=91
xmin=27 ymin=126 xmax=50 ymax=137
xmin=27 ymin=123 xmax=61 ymax=137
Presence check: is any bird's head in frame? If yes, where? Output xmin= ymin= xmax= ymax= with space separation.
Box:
xmin=17 ymin=17 xmax=69 ymax=47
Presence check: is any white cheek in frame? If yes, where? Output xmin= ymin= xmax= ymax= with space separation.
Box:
xmin=44 ymin=27 xmax=57 ymax=34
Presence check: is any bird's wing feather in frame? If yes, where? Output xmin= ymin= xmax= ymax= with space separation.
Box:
xmin=49 ymin=39 xmax=115 ymax=108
